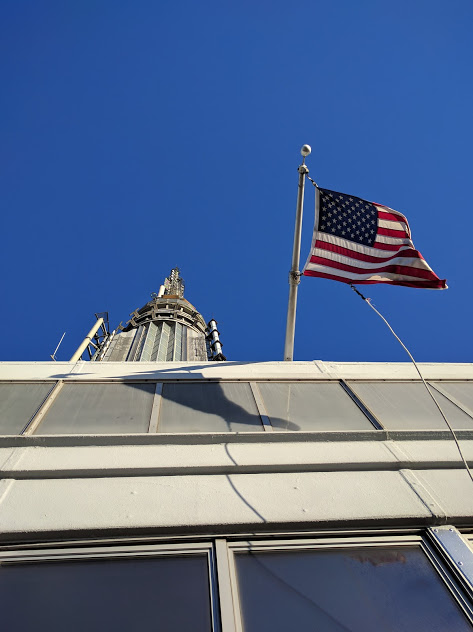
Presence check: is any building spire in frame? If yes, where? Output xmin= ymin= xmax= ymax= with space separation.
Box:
xmin=164 ymin=267 xmax=185 ymax=298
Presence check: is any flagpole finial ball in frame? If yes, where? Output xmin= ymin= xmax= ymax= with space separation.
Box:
xmin=300 ymin=144 xmax=311 ymax=157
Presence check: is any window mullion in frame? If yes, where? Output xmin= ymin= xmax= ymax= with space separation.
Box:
xmin=148 ymin=382 xmax=163 ymax=433
xmin=249 ymin=382 xmax=272 ymax=432
xmin=22 ymin=380 xmax=64 ymax=435
xmin=214 ymin=539 xmax=238 ymax=632
xmin=429 ymin=383 xmax=473 ymax=419
xmin=339 ymin=379 xmax=384 ymax=430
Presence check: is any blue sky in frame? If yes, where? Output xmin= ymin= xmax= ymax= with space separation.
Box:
xmin=1 ymin=1 xmax=472 ymax=363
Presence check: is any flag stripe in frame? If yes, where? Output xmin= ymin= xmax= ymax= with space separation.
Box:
xmin=377 ymin=226 xmax=410 ymax=239
xmin=314 ymin=239 xmax=415 ymax=262
xmin=304 ymin=269 xmax=446 ymax=289
xmin=372 ymin=241 xmax=408 ymax=251
xmin=378 ymin=218 xmax=409 ymax=233
xmin=308 ymin=255 xmax=440 ymax=280
xmin=310 ymin=249 xmax=435 ymax=272
xmin=304 ymin=259 xmax=431 ymax=282
xmin=378 ymin=210 xmax=407 ymax=223
xmin=317 ymin=231 xmax=414 ymax=254
xmin=375 ymin=234 xmax=414 ymax=246
xmin=377 ymin=208 xmax=410 ymax=222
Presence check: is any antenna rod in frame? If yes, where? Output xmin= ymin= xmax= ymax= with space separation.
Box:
xmin=284 ymin=144 xmax=311 ymax=361
xmin=50 ymin=332 xmax=66 ymax=361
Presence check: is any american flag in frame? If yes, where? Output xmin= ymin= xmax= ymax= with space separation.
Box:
xmin=303 ymin=187 xmax=447 ymax=289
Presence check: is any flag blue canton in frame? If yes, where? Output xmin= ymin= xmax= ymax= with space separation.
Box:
xmin=318 ymin=188 xmax=378 ymax=247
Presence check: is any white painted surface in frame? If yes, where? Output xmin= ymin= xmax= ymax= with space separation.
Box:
xmin=0 ymin=360 xmax=472 ymax=381
xmin=0 ymin=470 xmax=432 ymax=535
xmin=415 ymin=469 xmax=473 ymax=518
xmin=0 ymin=437 xmax=472 ymax=536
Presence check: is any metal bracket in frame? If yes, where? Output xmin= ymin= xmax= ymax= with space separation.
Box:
xmin=288 ymin=270 xmax=302 ymax=285
xmin=429 ymin=525 xmax=473 ymax=590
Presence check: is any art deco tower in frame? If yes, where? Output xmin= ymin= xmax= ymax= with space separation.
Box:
xmin=95 ymin=268 xmax=225 ymax=362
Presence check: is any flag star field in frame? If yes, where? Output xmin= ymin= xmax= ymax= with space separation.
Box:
xmin=317 ymin=190 xmax=377 ymax=246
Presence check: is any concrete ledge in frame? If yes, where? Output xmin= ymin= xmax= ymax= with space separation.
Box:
xmin=2 ymin=429 xmax=473 ymax=448
xmin=1 ymin=440 xmax=473 ymax=479
xmin=0 ymin=470 xmax=434 ymax=536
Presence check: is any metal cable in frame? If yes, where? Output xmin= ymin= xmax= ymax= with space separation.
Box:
xmin=307 ymin=175 xmax=319 ymax=188
xmin=350 ymin=284 xmax=473 ymax=485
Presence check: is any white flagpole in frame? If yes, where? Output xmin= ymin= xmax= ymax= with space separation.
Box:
xmin=283 ymin=144 xmax=311 ymax=361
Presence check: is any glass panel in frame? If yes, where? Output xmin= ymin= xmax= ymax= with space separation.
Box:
xmin=258 ymin=382 xmax=373 ymax=431
xmin=141 ymin=322 xmax=158 ymax=361
xmin=180 ymin=324 xmax=188 ymax=361
xmin=0 ymin=383 xmax=53 ymax=435
xmin=235 ymin=546 xmax=471 ymax=632
xmin=157 ymin=323 xmax=171 ymax=361
xmin=128 ymin=325 xmax=147 ymax=361
xmin=151 ymin=323 xmax=163 ymax=361
xmin=36 ymin=383 xmax=155 ymax=434
xmin=159 ymin=383 xmax=263 ymax=432
xmin=166 ymin=325 xmax=176 ymax=361
xmin=0 ymin=554 xmax=212 ymax=632
xmin=433 ymin=382 xmax=473 ymax=417
xmin=349 ymin=382 xmax=473 ymax=430
xmin=173 ymin=323 xmax=187 ymax=361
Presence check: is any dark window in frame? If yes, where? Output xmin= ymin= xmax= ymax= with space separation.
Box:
xmin=235 ymin=546 xmax=471 ymax=631
xmin=0 ymin=555 xmax=212 ymax=632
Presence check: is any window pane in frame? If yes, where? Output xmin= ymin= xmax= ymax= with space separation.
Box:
xmin=0 ymin=555 xmax=212 ymax=632
xmin=235 ymin=547 xmax=471 ymax=632
xmin=36 ymin=383 xmax=155 ymax=434
xmin=0 ymin=383 xmax=52 ymax=435
xmin=433 ymin=382 xmax=473 ymax=417
xmin=348 ymin=382 xmax=473 ymax=430
xmin=258 ymin=382 xmax=374 ymax=431
xmin=159 ymin=383 xmax=263 ymax=432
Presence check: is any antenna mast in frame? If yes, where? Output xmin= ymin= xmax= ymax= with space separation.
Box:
xmin=164 ymin=267 xmax=185 ymax=297
xmin=50 ymin=332 xmax=66 ymax=361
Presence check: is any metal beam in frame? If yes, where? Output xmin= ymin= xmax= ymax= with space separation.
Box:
xmin=70 ymin=318 xmax=104 ymax=363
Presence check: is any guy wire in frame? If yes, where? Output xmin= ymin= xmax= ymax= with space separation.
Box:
xmin=350 ymin=284 xmax=473 ymax=485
